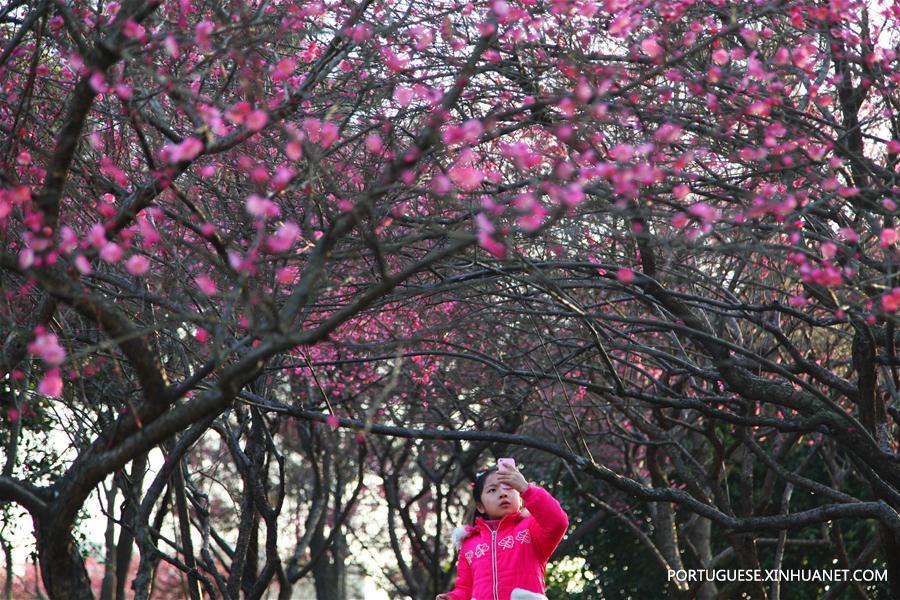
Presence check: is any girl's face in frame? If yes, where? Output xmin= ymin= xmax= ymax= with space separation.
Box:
xmin=476 ymin=471 xmax=522 ymax=519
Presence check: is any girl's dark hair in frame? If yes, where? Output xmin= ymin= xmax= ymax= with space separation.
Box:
xmin=471 ymin=467 xmax=498 ymax=522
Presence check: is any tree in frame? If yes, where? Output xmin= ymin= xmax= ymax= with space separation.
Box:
xmin=2 ymin=0 xmax=900 ymax=598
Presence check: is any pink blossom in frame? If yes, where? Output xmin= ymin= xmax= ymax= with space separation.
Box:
xmin=608 ymin=13 xmax=634 ymax=37
xmin=115 ymin=83 xmax=133 ymax=100
xmin=746 ymin=101 xmax=770 ymax=117
xmin=431 ymin=175 xmax=452 ymax=194
xmin=616 ymin=267 xmax=635 ymax=283
xmin=19 ymin=248 xmax=34 ymax=269
xmin=164 ymin=35 xmax=180 ymax=57
xmin=608 ymin=144 xmax=634 ymax=162
xmin=365 ymin=133 xmax=383 ymax=153
xmin=788 ymin=295 xmax=809 ymax=307
xmin=282 ymin=140 xmax=301 ymax=162
xmin=100 ymin=242 xmax=123 ymax=263
xmin=881 ymin=228 xmax=897 ymax=248
xmin=408 ymin=25 xmax=434 ymax=50
xmin=28 ymin=331 xmax=66 ymax=366
xmin=195 ymin=20 xmax=214 ymax=48
xmin=38 ymin=368 xmax=63 ymax=397
xmin=267 ymin=221 xmax=300 ymax=253
xmin=320 ymin=122 xmax=339 ymax=148
xmin=272 ymin=58 xmax=297 ymax=81
xmin=888 ymin=140 xmax=900 ymax=154
xmin=513 ymin=193 xmax=546 ymax=232
xmin=476 ymin=213 xmax=506 ymax=258
xmin=195 ymin=274 xmax=217 ymax=295
xmin=882 ymin=289 xmax=900 ymax=313
xmin=326 ymin=414 xmax=340 ymax=430
xmin=126 ymin=254 xmax=150 ymax=275
xmin=461 ymin=119 xmax=484 ymax=143
xmin=382 ymin=48 xmax=409 ymax=72
xmin=74 ymin=255 xmax=92 ymax=274
xmin=161 ymin=137 xmax=204 ymax=164
xmin=442 ymin=125 xmax=464 ymax=145
xmin=245 ymin=194 xmax=280 ymax=219
xmin=16 ymin=151 xmax=31 ymax=166
xmin=687 ymin=202 xmax=719 ymax=223
xmin=820 ymin=242 xmax=837 ymax=260
xmin=347 ymin=24 xmax=373 ymax=41
xmin=641 ymin=36 xmax=663 ymax=59
xmin=245 ymin=110 xmax=268 ymax=132
xmin=123 ymin=19 xmax=146 ymax=41
xmin=449 ymin=165 xmax=484 ymax=192
xmin=59 ymin=226 xmax=78 ymax=254
xmin=654 ymin=123 xmax=683 ymax=144
xmin=277 ymin=266 xmax=299 ymax=284
xmin=89 ymin=71 xmax=108 ymax=94
xmin=838 ymin=227 xmax=860 ymax=243
xmin=226 ymin=101 xmax=251 ymax=125
xmin=671 ymin=213 xmax=689 ymax=229
xmin=394 ymin=86 xmax=414 ymax=107
xmin=272 ymin=165 xmax=296 ymax=191
xmin=712 ymin=48 xmax=729 ymax=65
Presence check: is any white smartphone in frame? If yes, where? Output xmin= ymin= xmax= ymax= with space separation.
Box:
xmin=497 ymin=458 xmax=516 ymax=472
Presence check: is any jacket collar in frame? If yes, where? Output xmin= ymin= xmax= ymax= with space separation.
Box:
xmin=474 ymin=509 xmax=525 ymax=532
xmin=451 ymin=508 xmax=531 ymax=549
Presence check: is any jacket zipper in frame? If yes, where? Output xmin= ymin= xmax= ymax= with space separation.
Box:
xmin=491 ymin=529 xmax=499 ymax=600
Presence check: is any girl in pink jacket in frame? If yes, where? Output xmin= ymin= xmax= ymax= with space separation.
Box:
xmin=436 ymin=464 xmax=569 ymax=600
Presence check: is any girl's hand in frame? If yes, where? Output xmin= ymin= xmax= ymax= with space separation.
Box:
xmin=435 ymin=594 xmax=453 ymax=600
xmin=495 ymin=467 xmax=529 ymax=493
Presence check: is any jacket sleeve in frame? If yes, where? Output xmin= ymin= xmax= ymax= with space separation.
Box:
xmin=445 ymin=550 xmax=473 ymax=600
xmin=522 ymin=484 xmax=569 ymax=561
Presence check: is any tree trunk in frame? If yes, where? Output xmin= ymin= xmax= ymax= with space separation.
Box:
xmin=99 ymin=483 xmax=118 ymax=600
xmin=116 ymin=454 xmax=148 ymax=600
xmin=36 ymin=523 xmax=94 ymax=600
xmin=879 ymin=523 xmax=900 ymax=598
xmin=312 ymin=529 xmax=347 ymax=600
xmin=2 ymin=539 xmax=12 ymax=600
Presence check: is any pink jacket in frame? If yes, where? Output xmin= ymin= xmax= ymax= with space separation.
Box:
xmin=446 ymin=485 xmax=569 ymax=600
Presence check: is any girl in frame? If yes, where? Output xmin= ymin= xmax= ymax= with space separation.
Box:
xmin=436 ymin=464 xmax=569 ymax=600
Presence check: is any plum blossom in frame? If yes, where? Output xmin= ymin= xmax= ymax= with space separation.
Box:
xmin=616 ymin=267 xmax=635 ymax=283
xmin=195 ymin=274 xmax=217 ymax=295
xmin=246 ymin=110 xmax=268 ymax=132
xmin=28 ymin=329 xmax=66 ymax=367
xmin=38 ymin=368 xmax=63 ymax=397
xmin=126 ymin=254 xmax=150 ymax=276
xmin=100 ymin=242 xmax=123 ymax=263
xmin=272 ymin=58 xmax=297 ymax=81
xmin=365 ymin=133 xmax=383 ymax=153
xmin=246 ymin=194 xmax=280 ymax=219
xmin=449 ymin=165 xmax=484 ymax=191
xmin=267 ymin=221 xmax=300 ymax=253
xmin=74 ymin=255 xmax=92 ymax=274
xmin=883 ymin=289 xmax=900 ymax=313
xmin=641 ymin=36 xmax=664 ymax=59
xmin=475 ymin=213 xmax=505 ymax=258
xmin=161 ymin=137 xmax=204 ymax=164
xmin=513 ymin=193 xmax=547 ymax=232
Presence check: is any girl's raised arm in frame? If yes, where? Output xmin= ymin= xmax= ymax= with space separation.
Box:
xmin=521 ymin=485 xmax=569 ymax=560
